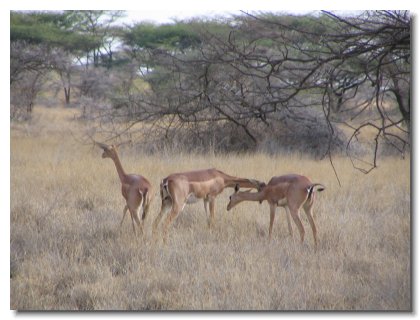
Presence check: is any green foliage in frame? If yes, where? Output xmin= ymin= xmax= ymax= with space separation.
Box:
xmin=10 ymin=11 xmax=100 ymax=53
xmin=11 ymin=11 xmax=65 ymax=44
xmin=258 ymin=12 xmax=337 ymax=35
xmin=124 ymin=22 xmax=201 ymax=50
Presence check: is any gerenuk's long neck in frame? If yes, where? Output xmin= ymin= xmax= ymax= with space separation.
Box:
xmin=111 ymin=153 xmax=127 ymax=183
xmin=222 ymin=172 xmax=260 ymax=189
xmin=237 ymin=190 xmax=266 ymax=203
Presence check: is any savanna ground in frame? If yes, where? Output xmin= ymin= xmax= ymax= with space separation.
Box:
xmin=10 ymin=106 xmax=410 ymax=310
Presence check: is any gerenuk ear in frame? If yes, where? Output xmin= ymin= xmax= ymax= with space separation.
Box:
xmin=248 ymin=179 xmax=265 ymax=191
xmin=95 ymin=142 xmax=109 ymax=150
xmin=257 ymin=181 xmax=266 ymax=192
xmin=234 ymin=184 xmax=239 ymax=193
xmin=115 ymin=140 xmax=132 ymax=149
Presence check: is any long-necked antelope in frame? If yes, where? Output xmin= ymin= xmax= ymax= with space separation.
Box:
xmin=97 ymin=142 xmax=154 ymax=236
xmin=227 ymin=174 xmax=325 ymax=249
xmin=152 ymin=168 xmax=263 ymax=242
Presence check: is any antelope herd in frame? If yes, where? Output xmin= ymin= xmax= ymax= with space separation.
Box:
xmin=97 ymin=143 xmax=325 ymax=250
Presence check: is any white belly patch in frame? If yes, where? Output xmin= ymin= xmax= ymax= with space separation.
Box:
xmin=186 ymin=193 xmax=200 ymax=204
xmin=276 ymin=198 xmax=287 ymax=207
xmin=161 ymin=183 xmax=171 ymax=200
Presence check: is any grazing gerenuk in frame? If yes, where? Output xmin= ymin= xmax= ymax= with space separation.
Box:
xmin=152 ymin=168 xmax=263 ymax=241
xmin=227 ymin=174 xmax=325 ymax=249
xmin=97 ymin=142 xmax=154 ymax=236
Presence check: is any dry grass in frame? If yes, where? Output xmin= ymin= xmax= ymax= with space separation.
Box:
xmin=10 ymin=106 xmax=410 ymax=310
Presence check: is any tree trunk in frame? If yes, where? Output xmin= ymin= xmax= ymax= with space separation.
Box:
xmin=64 ymin=87 xmax=71 ymax=105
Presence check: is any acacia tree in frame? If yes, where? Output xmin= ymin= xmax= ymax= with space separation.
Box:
xmin=11 ymin=11 xmax=90 ymax=108
xmin=223 ymin=10 xmax=410 ymax=172
xmin=10 ymin=41 xmax=54 ymax=119
xmin=304 ymin=11 xmax=410 ymax=172
xmin=11 ymin=10 xmax=127 ymax=109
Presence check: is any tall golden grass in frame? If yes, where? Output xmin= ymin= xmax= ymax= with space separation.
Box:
xmin=10 ymin=106 xmax=410 ymax=310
